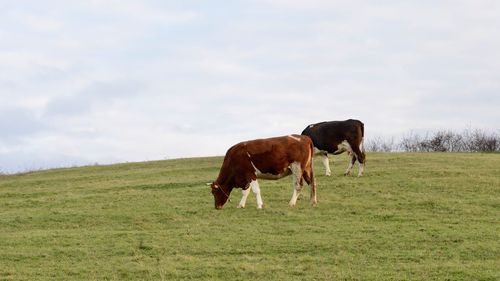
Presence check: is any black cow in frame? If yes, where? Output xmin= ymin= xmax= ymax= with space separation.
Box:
xmin=301 ymin=119 xmax=365 ymax=176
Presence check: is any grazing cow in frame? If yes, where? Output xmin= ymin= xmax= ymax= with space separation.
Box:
xmin=209 ymin=135 xmax=317 ymax=209
xmin=301 ymin=119 xmax=365 ymax=177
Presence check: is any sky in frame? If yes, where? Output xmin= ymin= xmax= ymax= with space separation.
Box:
xmin=1 ymin=0 xmax=499 ymax=173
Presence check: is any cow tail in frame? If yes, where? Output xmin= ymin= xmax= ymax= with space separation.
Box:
xmin=360 ymin=121 xmax=365 ymax=153
xmin=309 ymin=139 xmax=314 ymax=170
xmin=308 ymin=138 xmax=315 ymax=183
xmin=308 ymin=137 xmax=317 ymax=205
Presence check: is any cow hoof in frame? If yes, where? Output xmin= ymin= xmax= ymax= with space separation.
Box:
xmin=237 ymin=205 xmax=245 ymax=209
xmin=325 ymin=173 xmax=331 ymax=176
xmin=257 ymin=205 xmax=263 ymax=209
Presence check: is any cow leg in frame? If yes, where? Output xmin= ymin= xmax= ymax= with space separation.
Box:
xmin=250 ymin=180 xmax=264 ymax=209
xmin=357 ymin=159 xmax=365 ymax=177
xmin=320 ymin=153 xmax=331 ymax=176
xmin=302 ymin=163 xmax=317 ymax=207
xmin=238 ymin=180 xmax=263 ymax=209
xmin=344 ymin=155 xmax=356 ymax=176
xmin=358 ymin=140 xmax=366 ymax=177
xmin=237 ymin=187 xmax=251 ymax=208
xmin=358 ymin=152 xmax=365 ymax=177
xmin=344 ymin=144 xmax=365 ymax=177
xmin=288 ymin=162 xmax=302 ymax=207
xmin=352 ymin=143 xmax=365 ymax=177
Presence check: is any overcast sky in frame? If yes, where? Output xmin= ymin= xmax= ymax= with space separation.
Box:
xmin=1 ymin=1 xmax=499 ymax=173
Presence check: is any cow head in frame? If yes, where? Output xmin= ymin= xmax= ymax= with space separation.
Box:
xmin=209 ymin=182 xmax=230 ymax=209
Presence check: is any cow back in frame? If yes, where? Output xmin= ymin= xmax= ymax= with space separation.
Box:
xmin=302 ymin=119 xmax=364 ymax=153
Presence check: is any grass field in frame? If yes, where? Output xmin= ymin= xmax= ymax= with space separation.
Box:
xmin=0 ymin=153 xmax=499 ymax=280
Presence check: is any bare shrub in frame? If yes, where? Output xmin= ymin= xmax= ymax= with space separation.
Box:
xmin=365 ymin=136 xmax=395 ymax=152
xmin=463 ymin=128 xmax=500 ymax=152
xmin=362 ymin=129 xmax=498 ymax=153
xmin=397 ymin=128 xmax=499 ymax=152
xmin=400 ymin=131 xmax=422 ymax=152
xmin=424 ymin=131 xmax=464 ymax=152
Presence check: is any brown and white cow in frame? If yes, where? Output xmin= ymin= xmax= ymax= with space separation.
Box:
xmin=301 ymin=119 xmax=365 ymax=177
xmin=209 ymin=135 xmax=317 ymax=209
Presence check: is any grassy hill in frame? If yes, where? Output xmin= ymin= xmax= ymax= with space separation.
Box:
xmin=1 ymin=153 xmax=499 ymax=280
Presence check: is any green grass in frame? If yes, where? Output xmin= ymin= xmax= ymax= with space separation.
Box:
xmin=0 ymin=153 xmax=499 ymax=280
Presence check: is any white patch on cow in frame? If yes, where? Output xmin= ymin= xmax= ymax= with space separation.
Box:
xmin=358 ymin=163 xmax=364 ymax=177
xmin=246 ymin=152 xmax=251 ymax=158
xmin=336 ymin=140 xmax=352 ymax=154
xmin=339 ymin=140 xmax=352 ymax=152
xmin=251 ymin=159 xmax=290 ymax=180
xmin=320 ymin=154 xmax=331 ymax=176
xmin=250 ymin=160 xmax=261 ymax=176
xmin=237 ymin=180 xmax=263 ymax=209
xmin=237 ymin=187 xmax=251 ymax=208
xmin=288 ymin=161 xmax=302 ymax=207
xmin=288 ymin=135 xmax=301 ymax=142
xmin=313 ymin=147 xmax=326 ymax=155
xmin=251 ymin=180 xmax=263 ymax=209
xmin=313 ymin=147 xmax=330 ymax=175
